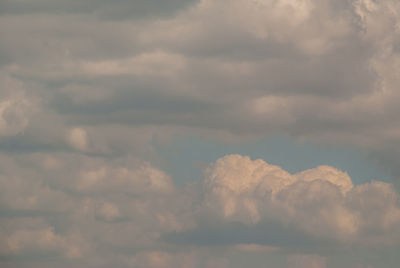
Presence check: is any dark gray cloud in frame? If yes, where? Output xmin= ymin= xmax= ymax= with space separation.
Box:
xmin=165 ymin=220 xmax=338 ymax=253
xmin=0 ymin=0 xmax=198 ymax=20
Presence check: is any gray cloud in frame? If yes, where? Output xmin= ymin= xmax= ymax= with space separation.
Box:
xmin=164 ymin=220 xmax=338 ymax=252
xmin=2 ymin=0 xmax=396 ymax=159
xmin=0 ymin=0 xmax=198 ymax=20
xmin=2 ymin=0 xmax=400 ymax=267
xmin=0 ymin=153 xmax=399 ymax=267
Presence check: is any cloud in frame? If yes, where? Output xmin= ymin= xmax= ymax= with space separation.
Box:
xmin=0 ymin=218 xmax=86 ymax=260
xmin=1 ymin=0 xmax=400 ymax=267
xmin=0 ymin=154 xmax=188 ymax=267
xmin=0 ymin=95 xmax=31 ymax=137
xmin=67 ymin=128 xmax=88 ymax=151
xmin=129 ymin=251 xmax=229 ymax=268
xmin=294 ymin=165 xmax=354 ymax=193
xmin=2 ymin=0 xmax=400 ymax=183
xmin=0 ymin=153 xmax=399 ymax=267
xmin=95 ymin=202 xmax=121 ymax=222
xmin=0 ymin=0 xmax=198 ymax=20
xmin=75 ymin=161 xmax=174 ymax=194
xmin=170 ymin=155 xmax=400 ymax=248
xmin=287 ymin=254 xmax=327 ymax=268
xmin=4 ymin=227 xmax=81 ymax=259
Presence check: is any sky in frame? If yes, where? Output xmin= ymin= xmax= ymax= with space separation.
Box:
xmin=1 ymin=0 xmax=400 ymax=267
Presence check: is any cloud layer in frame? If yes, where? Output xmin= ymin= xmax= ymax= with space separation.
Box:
xmin=1 ymin=0 xmax=400 ymax=178
xmin=1 ymin=154 xmax=399 ymax=267
xmin=1 ymin=0 xmax=400 ymax=267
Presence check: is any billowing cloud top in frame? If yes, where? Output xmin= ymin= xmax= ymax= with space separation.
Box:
xmin=201 ymin=155 xmax=400 ymax=243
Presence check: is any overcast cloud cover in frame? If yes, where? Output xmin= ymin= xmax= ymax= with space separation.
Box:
xmin=1 ymin=0 xmax=400 ymax=267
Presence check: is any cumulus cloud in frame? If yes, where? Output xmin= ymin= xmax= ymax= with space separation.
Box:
xmin=171 ymin=155 xmax=400 ymax=248
xmin=0 ymin=153 xmax=399 ymax=267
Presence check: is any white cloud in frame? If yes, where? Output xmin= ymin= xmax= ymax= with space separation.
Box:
xmin=201 ymin=154 xmax=400 ymax=244
xmin=0 ymin=219 xmax=85 ymax=260
xmin=0 ymin=95 xmax=30 ymax=136
xmin=294 ymin=165 xmax=353 ymax=194
xmin=287 ymin=254 xmax=327 ymax=268
xmin=0 ymin=172 xmax=74 ymax=212
xmin=95 ymin=202 xmax=121 ymax=221
xmin=129 ymin=251 xmax=229 ymax=268
xmin=75 ymin=161 xmax=174 ymax=194
xmin=205 ymin=154 xmax=295 ymax=195
xmin=80 ymin=51 xmax=185 ymax=77
xmin=353 ymin=264 xmax=375 ymax=268
xmin=68 ymin=127 xmax=88 ymax=151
